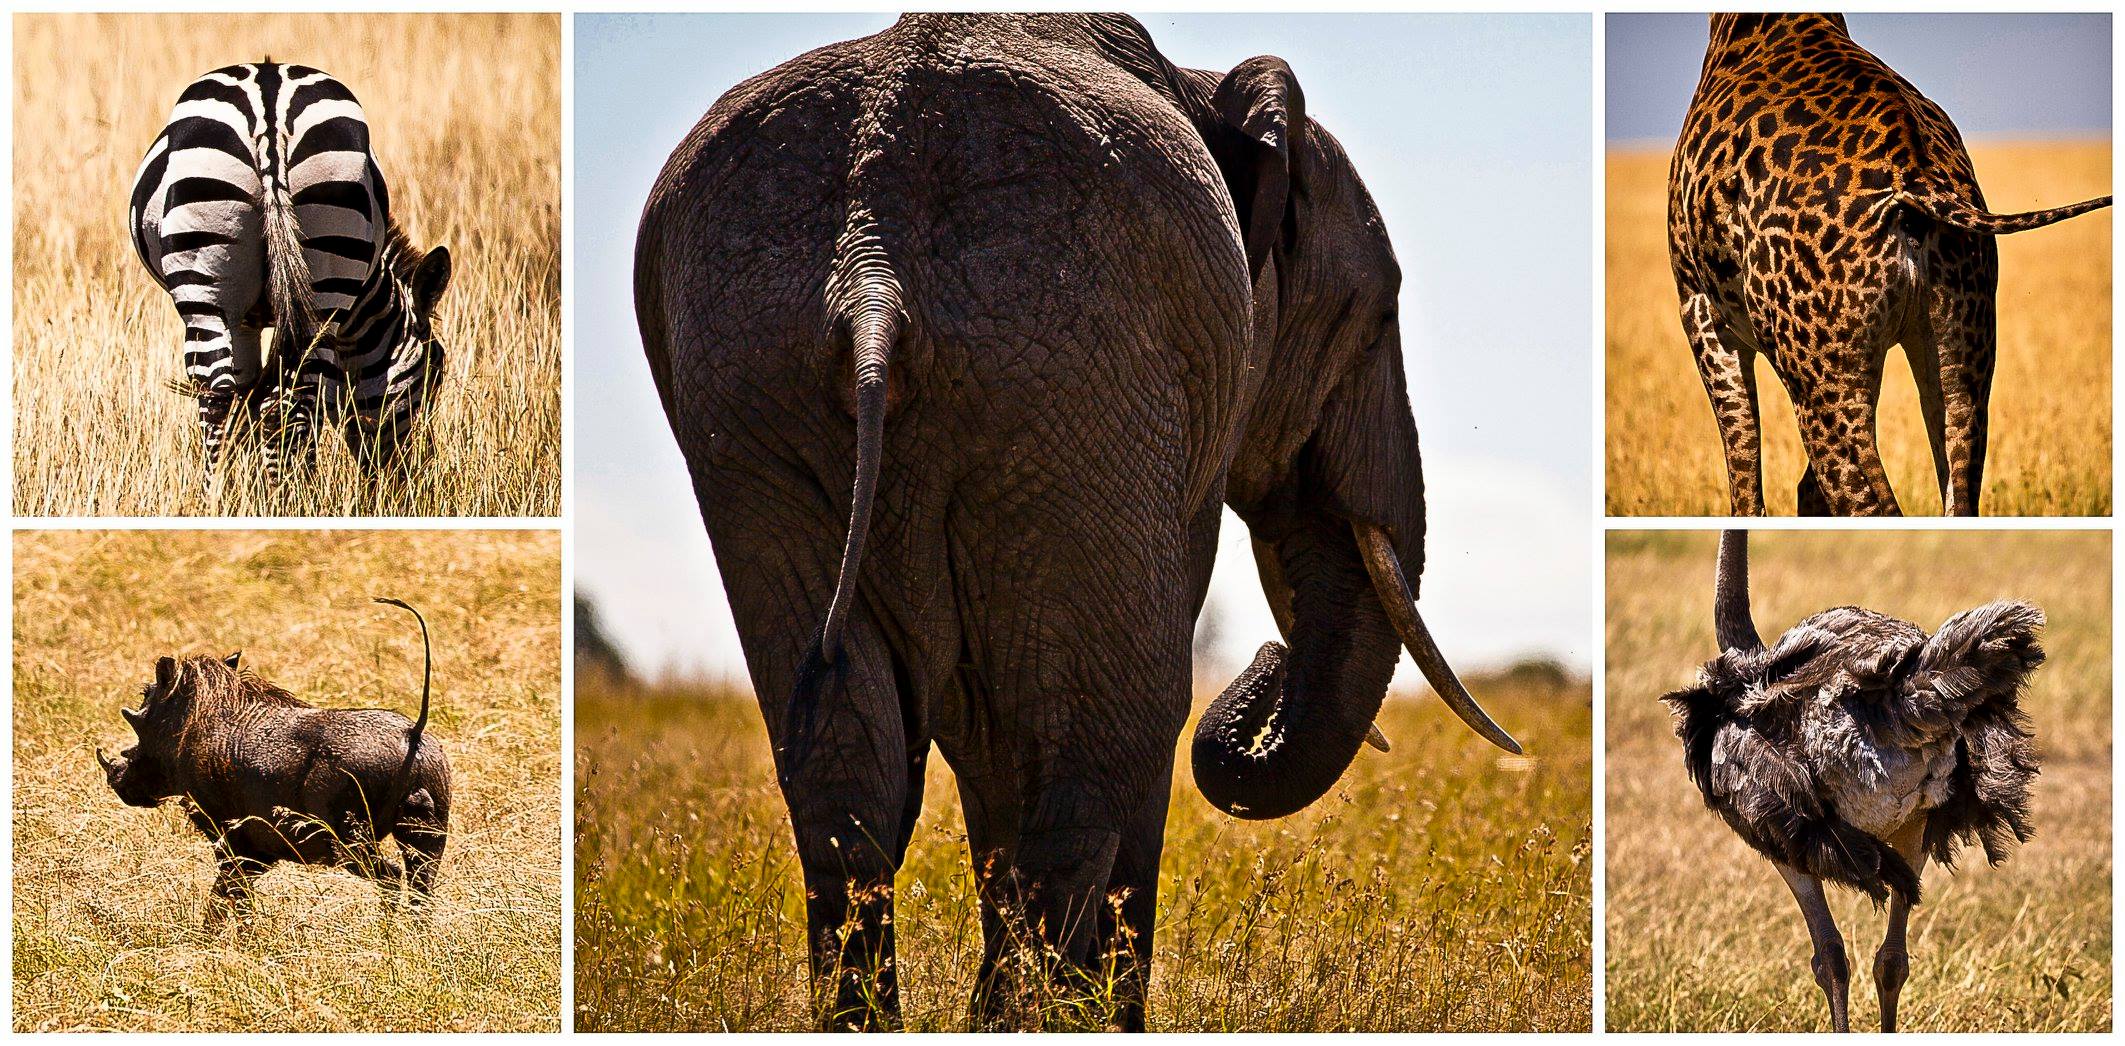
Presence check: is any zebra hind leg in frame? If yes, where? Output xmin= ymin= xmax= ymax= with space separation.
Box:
xmin=259 ymin=381 xmax=319 ymax=489
xmin=196 ymin=392 xmax=235 ymax=494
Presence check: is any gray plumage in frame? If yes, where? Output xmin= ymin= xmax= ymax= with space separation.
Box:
xmin=1664 ymin=533 xmax=2043 ymax=905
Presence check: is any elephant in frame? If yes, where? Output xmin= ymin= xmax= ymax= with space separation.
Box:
xmin=636 ymin=13 xmax=1519 ymax=1030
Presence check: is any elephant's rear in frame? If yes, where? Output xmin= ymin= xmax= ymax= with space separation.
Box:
xmin=636 ymin=16 xmax=1253 ymax=699
xmin=637 ymin=21 xmax=1261 ymax=1025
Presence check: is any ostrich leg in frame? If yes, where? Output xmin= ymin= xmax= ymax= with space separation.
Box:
xmin=1874 ymin=820 xmax=1930 ymax=1032
xmin=1777 ymin=862 xmax=1851 ymax=1031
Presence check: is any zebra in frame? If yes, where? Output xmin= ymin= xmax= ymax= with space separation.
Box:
xmin=129 ymin=60 xmax=452 ymax=487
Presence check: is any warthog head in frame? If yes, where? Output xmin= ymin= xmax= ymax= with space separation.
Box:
xmin=97 ymin=652 xmax=240 ymax=808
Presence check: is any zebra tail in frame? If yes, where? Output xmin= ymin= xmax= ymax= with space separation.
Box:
xmin=259 ymin=156 xmax=319 ymax=350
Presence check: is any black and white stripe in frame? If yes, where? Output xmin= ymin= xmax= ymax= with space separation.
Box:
xmin=129 ymin=61 xmax=452 ymax=484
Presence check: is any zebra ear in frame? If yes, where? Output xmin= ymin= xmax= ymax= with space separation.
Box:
xmin=413 ymin=246 xmax=452 ymax=313
xmin=223 ymin=650 xmax=242 ymax=669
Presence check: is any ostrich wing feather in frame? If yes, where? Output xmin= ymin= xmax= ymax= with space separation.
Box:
xmin=1905 ymin=600 xmax=2045 ymax=867
xmin=1665 ymin=646 xmax=1920 ymax=905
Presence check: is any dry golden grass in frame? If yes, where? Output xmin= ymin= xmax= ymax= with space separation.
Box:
xmin=12 ymin=531 xmax=562 ymax=1031
xmin=1605 ymin=530 xmax=2111 ymax=1032
xmin=12 ymin=13 xmax=560 ymax=517
xmin=1605 ymin=143 xmax=2111 ymax=516
xmin=575 ymin=669 xmax=1592 ymax=1031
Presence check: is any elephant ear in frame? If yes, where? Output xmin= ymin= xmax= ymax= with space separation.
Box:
xmin=1209 ymin=56 xmax=1305 ymax=282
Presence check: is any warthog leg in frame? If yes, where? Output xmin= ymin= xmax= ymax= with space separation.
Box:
xmin=399 ymin=818 xmax=447 ymax=909
xmin=204 ymin=852 xmax=269 ymax=932
xmin=333 ymin=811 xmax=407 ymax=904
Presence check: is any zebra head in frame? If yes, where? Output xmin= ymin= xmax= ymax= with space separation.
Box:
xmin=406 ymin=244 xmax=453 ymax=354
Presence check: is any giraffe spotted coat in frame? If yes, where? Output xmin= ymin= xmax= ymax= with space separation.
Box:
xmin=1669 ymin=13 xmax=2111 ymax=516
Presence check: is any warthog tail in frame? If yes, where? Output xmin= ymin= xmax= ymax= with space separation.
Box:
xmin=373 ymin=597 xmax=433 ymax=836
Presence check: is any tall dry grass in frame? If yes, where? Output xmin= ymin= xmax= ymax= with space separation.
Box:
xmin=1605 ymin=531 xmax=2111 ymax=1032
xmin=12 ymin=13 xmax=560 ymax=517
xmin=12 ymin=531 xmax=563 ymax=1031
xmin=575 ymin=670 xmax=1592 ymax=1031
xmin=1605 ymin=143 xmax=2111 ymax=516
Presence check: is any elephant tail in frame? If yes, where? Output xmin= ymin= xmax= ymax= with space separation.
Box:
xmin=818 ymin=219 xmax=903 ymax=661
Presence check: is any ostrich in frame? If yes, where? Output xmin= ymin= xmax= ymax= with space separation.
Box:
xmin=1662 ymin=530 xmax=2044 ymax=1032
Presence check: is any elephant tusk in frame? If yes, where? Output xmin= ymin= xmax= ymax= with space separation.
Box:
xmin=1353 ymin=522 xmax=1523 ymax=755
xmin=1364 ymin=722 xmax=1391 ymax=753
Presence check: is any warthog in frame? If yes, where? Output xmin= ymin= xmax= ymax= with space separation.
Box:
xmin=98 ymin=598 xmax=451 ymax=928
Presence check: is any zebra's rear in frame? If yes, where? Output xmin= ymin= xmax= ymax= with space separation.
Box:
xmin=129 ymin=61 xmax=453 ymax=486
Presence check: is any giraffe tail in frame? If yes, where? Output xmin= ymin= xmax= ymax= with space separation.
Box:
xmin=1896 ymin=187 xmax=2112 ymax=235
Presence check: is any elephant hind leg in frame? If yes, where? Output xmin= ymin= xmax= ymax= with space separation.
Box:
xmin=957 ymin=768 xmax=1026 ymax=1029
xmin=782 ymin=613 xmax=920 ymax=1031
xmin=1100 ymin=774 xmax=1172 ymax=1032
xmin=972 ymin=797 xmax=1160 ymax=1031
xmin=982 ymin=817 xmax=1124 ymax=1022
xmin=698 ymin=443 xmax=931 ymax=1030
xmin=948 ymin=482 xmax=1191 ymax=1028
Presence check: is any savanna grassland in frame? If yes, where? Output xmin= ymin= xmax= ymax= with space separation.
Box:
xmin=1605 ymin=143 xmax=2111 ymax=516
xmin=12 ymin=531 xmax=562 ymax=1031
xmin=575 ymin=670 xmax=1592 ymax=1031
xmin=1606 ymin=531 xmax=2111 ymax=1032
xmin=12 ymin=13 xmax=559 ymax=517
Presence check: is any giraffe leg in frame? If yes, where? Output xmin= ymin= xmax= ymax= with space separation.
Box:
xmin=1903 ymin=332 xmax=1953 ymax=515
xmin=1777 ymin=862 xmax=1851 ymax=1032
xmin=1780 ymin=354 xmax=1900 ymax=517
xmin=1919 ymin=250 xmax=1998 ymax=517
xmin=1874 ymin=820 xmax=1929 ymax=1032
xmin=1682 ymin=292 xmax=1765 ymax=515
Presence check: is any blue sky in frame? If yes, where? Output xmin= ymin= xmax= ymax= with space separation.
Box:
xmin=575 ymin=14 xmax=1594 ymax=685
xmin=1608 ymin=13 xmax=2112 ymax=146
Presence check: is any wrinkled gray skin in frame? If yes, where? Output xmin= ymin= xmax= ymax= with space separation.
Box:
xmin=98 ymin=653 xmax=451 ymax=928
xmin=638 ymin=13 xmax=1514 ymax=1029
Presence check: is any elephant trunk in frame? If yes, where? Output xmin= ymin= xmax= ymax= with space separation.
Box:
xmin=1192 ymin=515 xmax=1401 ymax=819
xmin=1192 ymin=519 xmax=1520 ymax=820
